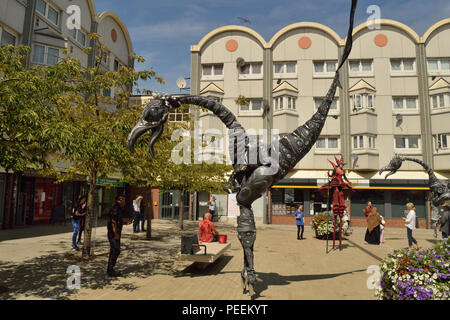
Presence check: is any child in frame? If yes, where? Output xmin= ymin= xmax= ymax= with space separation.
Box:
xmin=294 ymin=204 xmax=305 ymax=240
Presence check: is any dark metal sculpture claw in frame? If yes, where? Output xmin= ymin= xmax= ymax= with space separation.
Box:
xmin=380 ymin=156 xmax=450 ymax=206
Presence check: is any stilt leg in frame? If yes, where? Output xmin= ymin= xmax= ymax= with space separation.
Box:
xmin=237 ymin=205 xmax=256 ymax=297
xmin=333 ymin=216 xmax=336 ymax=249
xmin=339 ymin=215 xmax=343 ymax=251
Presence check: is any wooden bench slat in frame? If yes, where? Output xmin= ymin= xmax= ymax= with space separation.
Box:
xmin=180 ymin=242 xmax=231 ymax=263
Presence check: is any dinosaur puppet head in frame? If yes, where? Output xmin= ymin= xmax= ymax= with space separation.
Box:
xmin=127 ymin=94 xmax=177 ymax=157
xmin=379 ymin=155 xmax=403 ymax=179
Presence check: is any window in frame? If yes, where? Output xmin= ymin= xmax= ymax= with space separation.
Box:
xmin=69 ymin=28 xmax=86 ymax=47
xmin=273 ymin=96 xmax=297 ymax=110
xmin=0 ymin=28 xmax=16 ymax=45
xmin=240 ymin=99 xmax=263 ymax=112
xmin=392 ymin=97 xmax=418 ymax=110
xmin=202 ymin=64 xmax=223 ymax=78
xmin=114 ymin=59 xmax=120 ymax=72
xmin=395 ymin=136 xmax=420 ymax=150
xmin=239 ymin=62 xmax=262 ymax=78
xmin=436 ymin=134 xmax=449 ymax=150
xmin=32 ymin=44 xmax=59 ymax=65
xmin=353 ymin=135 xmax=376 ymax=149
xmin=314 ymin=98 xmax=338 ymax=111
xmin=103 ymin=88 xmax=111 ymax=97
xmin=316 ymin=137 xmax=339 ymax=150
xmin=368 ymin=136 xmax=376 ymax=149
xmin=430 ymin=93 xmax=449 ymax=109
xmin=351 ymin=94 xmax=375 ymax=111
xmin=313 ymin=61 xmax=337 ymax=75
xmin=390 ymin=59 xmax=415 ymax=72
xmin=169 ymin=107 xmax=190 ymax=122
xmin=36 ymin=0 xmax=59 ymax=27
xmin=349 ymin=60 xmax=373 ymax=73
xmin=427 ymin=58 xmax=450 ymax=73
xmin=274 ymin=61 xmax=296 ymax=75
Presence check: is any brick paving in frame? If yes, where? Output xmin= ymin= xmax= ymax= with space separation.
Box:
xmin=0 ymin=219 xmax=442 ymax=300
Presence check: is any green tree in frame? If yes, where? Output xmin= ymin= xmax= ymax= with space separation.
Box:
xmin=158 ymin=117 xmax=231 ymax=230
xmin=120 ymin=112 xmax=184 ymax=239
xmin=52 ymin=36 xmax=164 ymax=258
xmin=0 ymin=45 xmax=72 ymax=172
xmin=122 ymin=104 xmax=232 ymax=233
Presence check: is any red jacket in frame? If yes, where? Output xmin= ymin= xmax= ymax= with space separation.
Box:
xmin=364 ymin=206 xmax=373 ymax=217
xmin=199 ymin=219 xmax=216 ymax=242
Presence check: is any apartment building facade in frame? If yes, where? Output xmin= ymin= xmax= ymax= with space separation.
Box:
xmin=189 ymin=19 xmax=450 ymax=227
xmin=0 ymin=0 xmax=134 ymax=228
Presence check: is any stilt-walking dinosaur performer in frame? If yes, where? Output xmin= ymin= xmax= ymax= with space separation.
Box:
xmin=320 ymin=156 xmax=353 ymax=250
xmin=379 ymin=156 xmax=450 ymax=207
xmin=127 ymin=0 xmax=358 ymax=297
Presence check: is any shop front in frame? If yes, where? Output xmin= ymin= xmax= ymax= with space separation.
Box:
xmin=269 ymin=178 xmax=430 ymax=228
xmin=159 ymin=190 xmax=190 ymax=220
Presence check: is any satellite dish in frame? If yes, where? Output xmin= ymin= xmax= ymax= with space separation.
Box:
xmin=236 ymin=57 xmax=246 ymax=68
xmin=176 ymin=78 xmax=187 ymax=89
xmin=395 ymin=114 xmax=403 ymax=121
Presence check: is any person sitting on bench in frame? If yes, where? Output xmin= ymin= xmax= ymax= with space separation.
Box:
xmin=199 ymin=212 xmax=219 ymax=243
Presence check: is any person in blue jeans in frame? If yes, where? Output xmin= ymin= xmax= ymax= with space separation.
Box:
xmin=71 ymin=195 xmax=87 ymax=251
xmin=294 ymin=204 xmax=305 ymax=240
xmin=132 ymin=195 xmax=143 ymax=233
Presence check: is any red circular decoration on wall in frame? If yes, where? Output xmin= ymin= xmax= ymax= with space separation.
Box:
xmin=226 ymin=39 xmax=238 ymax=52
xmin=374 ymin=34 xmax=388 ymax=47
xmin=298 ymin=36 xmax=312 ymax=49
xmin=111 ymin=29 xmax=117 ymax=42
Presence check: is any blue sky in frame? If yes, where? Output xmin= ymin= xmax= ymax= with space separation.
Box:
xmin=94 ymin=0 xmax=450 ymax=94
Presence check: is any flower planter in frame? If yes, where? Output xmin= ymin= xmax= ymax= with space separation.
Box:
xmin=315 ymin=230 xmax=342 ymax=240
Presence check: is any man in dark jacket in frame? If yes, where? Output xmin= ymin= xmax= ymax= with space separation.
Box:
xmin=107 ymin=195 xmax=131 ymax=277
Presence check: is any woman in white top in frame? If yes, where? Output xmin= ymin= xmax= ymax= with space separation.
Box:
xmin=402 ymin=202 xmax=419 ymax=250
xmin=379 ymin=215 xmax=386 ymax=244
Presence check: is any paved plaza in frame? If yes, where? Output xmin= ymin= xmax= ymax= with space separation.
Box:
xmin=0 ymin=219 xmax=441 ymax=300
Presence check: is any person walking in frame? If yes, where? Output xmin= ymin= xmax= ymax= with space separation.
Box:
xmin=363 ymin=201 xmax=373 ymax=217
xmin=107 ymin=195 xmax=132 ymax=277
xmin=71 ymin=195 xmax=87 ymax=251
xmin=132 ymin=195 xmax=143 ymax=233
xmin=379 ymin=214 xmax=386 ymax=245
xmin=364 ymin=207 xmax=382 ymax=245
xmin=439 ymin=206 xmax=449 ymax=239
xmin=402 ymin=202 xmax=420 ymax=250
xmin=140 ymin=197 xmax=146 ymax=232
xmin=208 ymin=196 xmax=217 ymax=221
xmin=294 ymin=204 xmax=305 ymax=240
xmin=431 ymin=205 xmax=441 ymax=238
xmin=76 ymin=196 xmax=87 ymax=245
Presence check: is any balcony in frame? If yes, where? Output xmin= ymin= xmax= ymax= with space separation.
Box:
xmin=350 ymin=109 xmax=377 ymax=134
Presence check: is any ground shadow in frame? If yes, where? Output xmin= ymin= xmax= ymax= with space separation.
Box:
xmin=0 ymin=228 xmax=198 ymax=299
xmin=0 ymin=219 xmax=108 ymax=242
xmin=250 ymin=269 xmax=367 ymax=299
xmin=175 ymin=255 xmax=233 ymax=278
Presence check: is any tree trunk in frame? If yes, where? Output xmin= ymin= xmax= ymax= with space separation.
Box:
xmin=189 ymin=193 xmax=193 ymax=220
xmin=179 ymin=190 xmax=185 ymax=230
xmin=146 ymin=187 xmax=153 ymax=240
xmin=82 ymin=173 xmax=96 ymax=258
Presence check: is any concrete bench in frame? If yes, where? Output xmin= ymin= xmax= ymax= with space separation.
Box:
xmin=180 ymin=241 xmax=231 ymax=267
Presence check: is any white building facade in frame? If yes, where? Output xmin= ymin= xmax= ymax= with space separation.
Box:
xmin=189 ymin=19 xmax=450 ymax=227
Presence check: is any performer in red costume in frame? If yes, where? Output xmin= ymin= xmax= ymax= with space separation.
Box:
xmin=320 ymin=156 xmax=353 ymax=251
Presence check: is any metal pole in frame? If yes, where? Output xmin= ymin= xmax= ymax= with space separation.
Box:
xmin=326 ymin=175 xmax=331 ymax=254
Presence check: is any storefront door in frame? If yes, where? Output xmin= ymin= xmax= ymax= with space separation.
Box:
xmin=33 ymin=179 xmax=54 ymax=224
